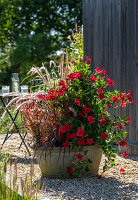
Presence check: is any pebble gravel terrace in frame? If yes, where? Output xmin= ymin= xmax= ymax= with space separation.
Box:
xmin=0 ymin=133 xmax=137 ymax=200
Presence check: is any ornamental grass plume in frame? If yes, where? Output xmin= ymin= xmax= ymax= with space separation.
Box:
xmin=21 ymin=99 xmax=60 ymax=148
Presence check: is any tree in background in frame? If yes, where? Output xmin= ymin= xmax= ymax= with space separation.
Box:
xmin=0 ymin=0 xmax=82 ymax=86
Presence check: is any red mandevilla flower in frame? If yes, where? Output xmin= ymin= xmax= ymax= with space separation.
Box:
xmin=130 ymin=99 xmax=136 ymax=104
xmin=100 ymin=68 xmax=105 ymax=74
xmin=127 ymin=96 xmax=132 ymax=102
xmin=60 ymin=124 xmax=72 ymax=136
xmin=48 ymin=88 xmax=55 ymax=95
xmin=76 ymin=153 xmax=83 ymax=160
xmin=63 ymin=142 xmax=70 ymax=149
xmin=115 ymin=122 xmax=122 ymax=129
xmin=66 ymin=133 xmax=71 ymax=140
xmin=75 ymin=98 xmax=81 ymax=104
xmin=122 ymin=151 xmax=128 ymax=158
xmin=127 ymin=90 xmax=133 ymax=96
xmin=121 ymin=100 xmax=126 ymax=107
xmin=64 ymin=124 xmax=72 ymax=131
xmin=46 ymin=93 xmax=56 ymax=101
xmin=77 ymin=139 xmax=85 ymax=146
xmin=70 ymin=133 xmax=77 ymax=140
xmin=77 ymin=128 xmax=85 ymax=137
xmin=57 ymin=89 xmax=64 ymax=97
xmin=95 ymin=67 xmax=100 ymax=74
xmin=91 ymin=75 xmax=97 ymax=82
xmin=68 ymin=72 xmax=82 ymax=80
xmin=120 ymin=168 xmax=125 ymax=173
xmin=38 ymin=94 xmax=45 ymax=99
xmin=98 ymin=93 xmax=105 ymax=99
xmin=86 ymin=138 xmax=94 ymax=146
xmin=60 ymin=126 xmax=67 ymax=135
xmin=82 ymin=105 xmax=91 ymax=114
xmin=80 ymin=59 xmax=83 ymax=63
xmin=100 ymin=118 xmax=107 ymax=126
xmin=119 ymin=93 xmax=126 ymax=100
xmin=67 ymin=167 xmax=74 ymax=175
xmin=107 ymin=78 xmax=114 ymax=86
xmin=126 ymin=117 xmax=132 ymax=124
xmin=112 ymin=95 xmax=119 ymax=103
xmin=100 ymin=133 xmax=108 ymax=140
xmin=97 ymin=88 xmax=104 ymax=93
xmin=86 ymin=56 xmax=91 ymax=62
xmin=119 ymin=139 xmax=127 ymax=147
xmin=88 ymin=116 xmax=95 ymax=124
xmin=59 ymin=80 xmax=66 ymax=87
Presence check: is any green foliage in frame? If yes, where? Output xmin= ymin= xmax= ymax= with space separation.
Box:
xmin=0 ymin=0 xmax=82 ymax=84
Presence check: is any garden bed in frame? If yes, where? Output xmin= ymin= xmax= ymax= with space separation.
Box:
xmin=0 ymin=133 xmax=137 ymax=200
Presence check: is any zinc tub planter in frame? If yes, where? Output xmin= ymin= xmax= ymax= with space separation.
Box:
xmin=35 ymin=145 xmax=103 ymax=177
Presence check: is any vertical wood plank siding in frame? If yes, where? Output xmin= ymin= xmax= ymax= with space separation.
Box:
xmin=83 ymin=0 xmax=138 ymax=141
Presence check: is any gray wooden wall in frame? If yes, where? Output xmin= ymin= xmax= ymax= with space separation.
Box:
xmin=83 ymin=0 xmax=138 ymax=141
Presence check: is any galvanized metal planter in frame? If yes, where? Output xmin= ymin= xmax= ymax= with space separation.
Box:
xmin=35 ymin=145 xmax=103 ymax=177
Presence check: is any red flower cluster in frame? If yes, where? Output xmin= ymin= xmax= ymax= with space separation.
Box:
xmin=75 ymin=98 xmax=81 ymax=104
xmin=86 ymin=138 xmax=94 ymax=145
xmin=88 ymin=116 xmax=95 ymax=124
xmin=95 ymin=67 xmax=105 ymax=74
xmin=59 ymin=80 xmax=66 ymax=87
xmin=100 ymin=118 xmax=107 ymax=126
xmin=38 ymin=94 xmax=45 ymax=99
xmin=63 ymin=142 xmax=70 ymax=149
xmin=91 ymin=75 xmax=97 ymax=82
xmin=46 ymin=88 xmax=56 ymax=101
xmin=100 ymin=133 xmax=108 ymax=140
xmin=126 ymin=117 xmax=132 ymax=124
xmin=77 ymin=139 xmax=85 ymax=146
xmin=119 ymin=139 xmax=127 ymax=147
xmin=77 ymin=128 xmax=85 ymax=137
xmin=127 ymin=90 xmax=133 ymax=96
xmin=107 ymin=78 xmax=114 ymax=86
xmin=98 ymin=88 xmax=104 ymax=93
xmin=98 ymin=93 xmax=105 ymax=99
xmin=68 ymin=72 xmax=82 ymax=80
xmin=95 ymin=67 xmax=100 ymax=74
xmin=60 ymin=124 xmax=72 ymax=136
xmin=86 ymin=56 xmax=92 ymax=62
xmin=67 ymin=166 xmax=74 ymax=175
xmin=112 ymin=95 xmax=118 ymax=103
xmin=122 ymin=151 xmax=128 ymax=157
xmin=46 ymin=94 xmax=56 ymax=101
xmin=83 ymin=105 xmax=91 ymax=114
xmin=115 ymin=122 xmax=122 ymax=129
xmin=120 ymin=100 xmax=126 ymax=107
xmin=120 ymin=168 xmax=125 ymax=173
xmin=119 ymin=93 xmax=126 ymax=100
xmin=76 ymin=153 xmax=83 ymax=160
xmin=70 ymin=132 xmax=77 ymax=140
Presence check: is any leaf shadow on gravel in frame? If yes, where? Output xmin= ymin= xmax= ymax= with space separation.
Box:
xmin=35 ymin=176 xmax=138 ymax=200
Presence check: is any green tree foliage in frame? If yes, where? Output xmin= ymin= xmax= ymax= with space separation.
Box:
xmin=0 ymin=0 xmax=82 ymax=86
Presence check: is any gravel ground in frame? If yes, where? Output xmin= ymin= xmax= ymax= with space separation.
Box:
xmin=0 ymin=133 xmax=137 ymax=200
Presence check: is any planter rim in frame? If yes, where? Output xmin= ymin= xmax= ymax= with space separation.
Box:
xmin=34 ymin=144 xmax=102 ymax=151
